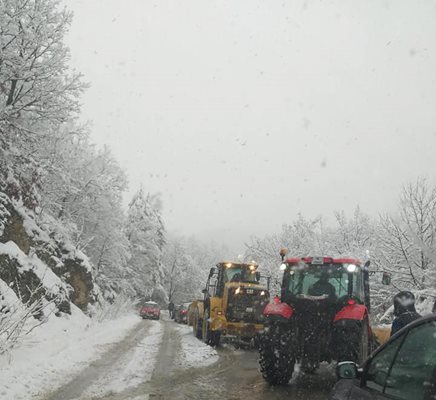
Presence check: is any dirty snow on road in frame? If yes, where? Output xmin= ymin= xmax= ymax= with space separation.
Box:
xmin=174 ymin=323 xmax=218 ymax=369
xmin=81 ymin=320 xmax=164 ymax=398
xmin=0 ymin=308 xmax=140 ymax=400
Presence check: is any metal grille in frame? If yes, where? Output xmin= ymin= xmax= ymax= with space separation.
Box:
xmin=226 ymin=287 xmax=268 ymax=323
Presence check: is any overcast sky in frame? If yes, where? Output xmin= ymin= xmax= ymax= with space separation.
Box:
xmin=64 ymin=0 xmax=436 ymax=253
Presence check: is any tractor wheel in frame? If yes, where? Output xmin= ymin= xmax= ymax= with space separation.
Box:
xmin=202 ymin=310 xmax=221 ymax=346
xmin=258 ymin=321 xmax=295 ymax=385
xmin=337 ymin=318 xmax=369 ymax=364
xmin=193 ymin=310 xmax=203 ymax=340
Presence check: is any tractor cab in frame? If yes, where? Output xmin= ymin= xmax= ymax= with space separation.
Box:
xmin=281 ymin=257 xmax=370 ymax=313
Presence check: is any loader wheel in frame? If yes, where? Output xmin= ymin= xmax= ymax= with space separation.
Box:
xmin=336 ymin=318 xmax=369 ymax=364
xmin=193 ymin=310 xmax=203 ymax=339
xmin=202 ymin=310 xmax=221 ymax=346
xmin=258 ymin=321 xmax=295 ymax=385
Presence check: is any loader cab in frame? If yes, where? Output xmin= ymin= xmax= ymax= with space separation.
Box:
xmin=203 ymin=262 xmax=270 ymax=297
xmin=205 ymin=262 xmax=261 ymax=298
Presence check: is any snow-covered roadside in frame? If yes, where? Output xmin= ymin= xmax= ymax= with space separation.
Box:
xmin=81 ymin=320 xmax=164 ymax=398
xmin=0 ymin=307 xmax=140 ymax=400
xmin=175 ymin=324 xmax=218 ymax=369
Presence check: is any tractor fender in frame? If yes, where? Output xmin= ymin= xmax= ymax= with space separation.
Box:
xmin=263 ymin=302 xmax=293 ymax=319
xmin=334 ymin=304 xmax=368 ymax=323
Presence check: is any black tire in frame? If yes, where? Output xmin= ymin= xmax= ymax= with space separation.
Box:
xmin=202 ymin=310 xmax=221 ymax=346
xmin=336 ymin=318 xmax=369 ymax=364
xmin=258 ymin=321 xmax=295 ymax=385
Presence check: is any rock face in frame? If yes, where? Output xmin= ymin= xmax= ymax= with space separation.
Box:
xmin=0 ymin=192 xmax=98 ymax=316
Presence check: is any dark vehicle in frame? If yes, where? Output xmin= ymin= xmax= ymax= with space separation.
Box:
xmin=259 ymin=253 xmax=383 ymax=385
xmin=174 ymin=303 xmax=189 ymax=323
xmin=332 ymin=314 xmax=436 ymax=400
xmin=140 ymin=301 xmax=160 ymax=320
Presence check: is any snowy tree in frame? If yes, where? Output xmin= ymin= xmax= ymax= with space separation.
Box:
xmin=125 ymin=189 xmax=166 ymax=303
xmin=162 ymin=236 xmax=195 ymax=303
xmin=329 ymin=207 xmax=375 ymax=260
xmin=0 ymin=0 xmax=133 ymax=308
xmin=0 ymin=0 xmax=84 ymax=126
xmin=161 ymin=235 xmax=217 ymax=303
xmin=0 ymin=0 xmax=85 ymax=209
xmin=245 ymin=215 xmax=327 ymax=293
xmin=375 ymin=179 xmax=436 ymax=314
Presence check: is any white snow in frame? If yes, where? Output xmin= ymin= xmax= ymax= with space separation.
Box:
xmin=0 ymin=309 xmax=140 ymax=400
xmin=175 ymin=324 xmax=218 ymax=368
xmin=0 ymin=278 xmax=22 ymax=309
xmin=82 ymin=320 xmax=164 ymax=398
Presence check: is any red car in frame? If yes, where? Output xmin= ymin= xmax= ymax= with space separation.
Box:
xmin=140 ymin=301 xmax=160 ymax=320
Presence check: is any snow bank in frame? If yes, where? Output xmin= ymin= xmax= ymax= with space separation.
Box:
xmin=175 ymin=324 xmax=218 ymax=368
xmin=0 ymin=309 xmax=140 ymax=400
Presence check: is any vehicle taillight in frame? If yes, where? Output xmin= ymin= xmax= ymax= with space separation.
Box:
xmin=347 ymin=299 xmax=356 ymax=305
xmin=181 ymin=310 xmax=187 ymax=314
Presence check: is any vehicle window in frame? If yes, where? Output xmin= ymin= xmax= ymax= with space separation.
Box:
xmin=384 ymin=321 xmax=436 ymax=400
xmin=224 ymin=267 xmax=257 ymax=283
xmin=365 ymin=335 xmax=404 ymax=392
xmin=287 ymin=265 xmax=362 ymax=299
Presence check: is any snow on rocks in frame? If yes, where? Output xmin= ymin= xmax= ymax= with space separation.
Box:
xmin=0 ymin=241 xmax=67 ymax=296
xmin=0 ymin=309 xmax=140 ymax=400
xmin=175 ymin=324 xmax=218 ymax=369
xmin=0 ymin=193 xmax=10 ymax=237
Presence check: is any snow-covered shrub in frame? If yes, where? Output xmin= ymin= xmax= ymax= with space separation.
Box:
xmin=92 ymin=295 xmax=137 ymax=323
xmin=0 ymin=280 xmax=59 ymax=355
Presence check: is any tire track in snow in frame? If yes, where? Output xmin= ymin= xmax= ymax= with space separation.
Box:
xmin=80 ymin=321 xmax=164 ymax=399
xmin=42 ymin=320 xmax=155 ymax=400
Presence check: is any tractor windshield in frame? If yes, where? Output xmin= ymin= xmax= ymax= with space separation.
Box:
xmin=286 ymin=264 xmax=363 ymax=300
xmin=224 ymin=267 xmax=258 ymax=283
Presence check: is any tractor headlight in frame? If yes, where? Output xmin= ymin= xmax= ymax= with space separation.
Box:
xmin=235 ymin=287 xmax=241 ymax=295
xmin=280 ymin=263 xmax=287 ymax=271
xmin=347 ymin=264 xmax=357 ymax=273
xmin=260 ymin=290 xmax=265 ymax=296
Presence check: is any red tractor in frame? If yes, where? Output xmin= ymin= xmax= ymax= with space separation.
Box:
xmin=259 ymin=254 xmax=379 ymax=385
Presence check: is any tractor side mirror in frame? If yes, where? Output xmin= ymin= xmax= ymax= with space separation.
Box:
xmin=208 ymin=267 xmax=216 ymax=279
xmin=382 ymin=272 xmax=392 ymax=285
xmin=255 ymin=272 xmax=261 ymax=282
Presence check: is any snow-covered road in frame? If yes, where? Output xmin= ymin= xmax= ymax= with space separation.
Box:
xmin=2 ymin=315 xmax=334 ymax=400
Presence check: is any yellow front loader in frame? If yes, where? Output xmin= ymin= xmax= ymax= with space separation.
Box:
xmin=192 ymin=262 xmax=270 ymax=346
